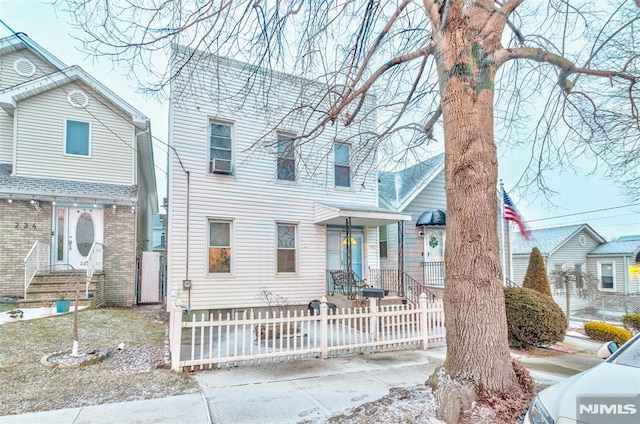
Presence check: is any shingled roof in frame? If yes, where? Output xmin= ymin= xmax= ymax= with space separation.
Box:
xmin=0 ymin=163 xmax=137 ymax=202
xmin=511 ymin=223 xmax=605 ymax=256
xmin=378 ymin=153 xmax=444 ymax=210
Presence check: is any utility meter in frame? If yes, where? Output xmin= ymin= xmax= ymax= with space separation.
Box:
xmin=182 ymin=279 xmax=192 ymax=290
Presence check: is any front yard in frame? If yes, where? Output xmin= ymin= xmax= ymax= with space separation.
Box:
xmin=0 ymin=305 xmax=197 ymax=416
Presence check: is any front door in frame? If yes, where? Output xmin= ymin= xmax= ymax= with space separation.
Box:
xmin=53 ymin=206 xmax=104 ymax=270
xmin=326 ymin=231 xmax=364 ymax=278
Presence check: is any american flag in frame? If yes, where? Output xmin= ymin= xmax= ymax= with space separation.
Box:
xmin=503 ymin=190 xmax=530 ymax=239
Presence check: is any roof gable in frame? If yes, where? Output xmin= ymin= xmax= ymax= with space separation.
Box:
xmin=589 ymin=240 xmax=640 ymax=256
xmin=511 ymin=223 xmax=605 ymax=256
xmin=0 ymin=33 xmax=67 ymax=71
xmin=378 ymin=153 xmax=444 ymax=210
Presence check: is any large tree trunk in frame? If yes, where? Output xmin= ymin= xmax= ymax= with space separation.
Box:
xmin=434 ymin=6 xmax=517 ymax=394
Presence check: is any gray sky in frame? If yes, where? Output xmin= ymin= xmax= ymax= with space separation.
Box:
xmin=1 ymin=0 xmax=638 ymax=240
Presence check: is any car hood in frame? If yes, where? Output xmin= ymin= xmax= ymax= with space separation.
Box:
xmin=538 ymin=362 xmax=640 ymax=420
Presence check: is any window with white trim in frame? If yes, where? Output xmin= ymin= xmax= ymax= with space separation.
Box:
xmin=65 ymin=120 xmax=90 ymax=156
xmin=379 ymin=226 xmax=388 ymax=259
xmin=209 ymin=121 xmax=233 ymax=175
xmin=208 ymin=220 xmax=232 ymax=273
xmin=553 ymin=263 xmax=563 ymax=290
xmin=598 ymin=262 xmax=615 ymax=290
xmin=334 ymin=142 xmax=351 ymax=187
xmin=575 ymin=263 xmax=584 ymax=289
xmin=277 ymin=132 xmax=295 ymax=181
xmin=276 ymin=223 xmax=297 ymax=273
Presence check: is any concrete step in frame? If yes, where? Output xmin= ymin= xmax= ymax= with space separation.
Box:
xmin=17 ymin=297 xmax=94 ymax=308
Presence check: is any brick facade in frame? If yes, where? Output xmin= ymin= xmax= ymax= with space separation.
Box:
xmin=103 ymin=207 xmax=137 ymax=306
xmin=0 ymin=201 xmax=137 ymax=306
xmin=0 ymin=200 xmax=52 ymax=297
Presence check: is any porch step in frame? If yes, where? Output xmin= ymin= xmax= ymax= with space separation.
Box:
xmin=17 ymin=297 xmax=94 ymax=308
xmin=24 ymin=272 xmax=103 ymax=304
xmin=380 ymin=296 xmax=405 ymax=306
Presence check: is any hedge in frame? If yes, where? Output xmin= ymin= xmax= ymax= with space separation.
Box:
xmin=584 ymin=322 xmax=632 ymax=345
xmin=621 ymin=314 xmax=640 ymax=334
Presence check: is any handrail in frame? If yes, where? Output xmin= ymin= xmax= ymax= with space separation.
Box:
xmin=421 ymin=261 xmax=445 ymax=287
xmin=369 ymin=268 xmax=441 ymax=304
xmin=24 ymin=241 xmax=50 ymax=298
xmin=505 ymin=277 xmax=520 ymax=288
xmin=402 ymin=271 xmax=440 ymax=304
xmin=86 ymin=242 xmax=104 ymax=297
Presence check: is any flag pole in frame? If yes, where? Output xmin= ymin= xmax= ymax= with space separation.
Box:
xmin=500 ymin=180 xmax=506 ymax=286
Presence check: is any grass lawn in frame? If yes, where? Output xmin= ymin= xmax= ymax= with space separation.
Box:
xmin=0 ymin=303 xmax=17 ymax=313
xmin=0 ymin=305 xmax=197 ymax=416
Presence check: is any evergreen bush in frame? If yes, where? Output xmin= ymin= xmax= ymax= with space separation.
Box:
xmin=622 ymin=314 xmax=640 ymax=334
xmin=584 ymin=322 xmax=632 ymax=345
xmin=504 ymin=287 xmax=566 ymax=349
xmin=522 ymin=247 xmax=552 ymax=297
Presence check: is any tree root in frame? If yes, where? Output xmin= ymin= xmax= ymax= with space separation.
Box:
xmin=427 ymin=359 xmax=537 ymax=424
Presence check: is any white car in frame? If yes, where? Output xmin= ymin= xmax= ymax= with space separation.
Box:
xmin=524 ymin=332 xmax=640 ymax=424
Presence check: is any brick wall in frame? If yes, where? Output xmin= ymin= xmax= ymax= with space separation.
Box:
xmin=103 ymin=207 xmax=137 ymax=306
xmin=0 ymin=200 xmax=53 ymax=297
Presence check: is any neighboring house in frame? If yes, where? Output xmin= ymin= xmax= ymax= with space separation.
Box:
xmin=0 ymin=33 xmax=158 ymax=306
xmin=511 ymin=224 xmax=640 ymax=312
xmin=377 ymin=154 xmax=512 ymax=289
xmin=168 ymin=49 xmax=411 ymax=311
xmin=152 ymin=213 xmax=167 ymax=253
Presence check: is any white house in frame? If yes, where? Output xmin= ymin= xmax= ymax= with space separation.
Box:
xmin=168 ymin=49 xmax=411 ymax=311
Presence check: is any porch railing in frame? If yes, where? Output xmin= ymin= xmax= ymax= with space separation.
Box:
xmin=24 ymin=241 xmax=50 ymax=297
xmin=368 ymin=268 xmax=402 ymax=296
xmin=86 ymin=242 xmax=104 ymax=297
xmin=368 ymin=268 xmax=442 ymax=305
xmin=422 ymin=261 xmax=445 ymax=287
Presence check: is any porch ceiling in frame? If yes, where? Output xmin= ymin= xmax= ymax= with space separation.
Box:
xmin=315 ymin=202 xmax=411 ymax=227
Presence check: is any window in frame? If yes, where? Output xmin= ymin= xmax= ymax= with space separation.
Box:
xmin=208 ymin=221 xmax=231 ymax=273
xmin=553 ymin=263 xmax=563 ymax=290
xmin=379 ymin=226 xmax=388 ymax=259
xmin=598 ymin=262 xmax=615 ymax=290
xmin=575 ymin=263 xmax=584 ymax=289
xmin=277 ymin=133 xmax=295 ymax=181
xmin=334 ymin=142 xmax=350 ymax=187
xmin=210 ymin=122 xmax=233 ymax=175
xmin=65 ymin=120 xmax=90 ymax=156
xmin=277 ymin=224 xmax=296 ymax=273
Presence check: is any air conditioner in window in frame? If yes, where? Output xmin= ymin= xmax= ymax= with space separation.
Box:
xmin=211 ymin=158 xmax=232 ymax=175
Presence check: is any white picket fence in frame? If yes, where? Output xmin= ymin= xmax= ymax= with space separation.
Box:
xmin=169 ymin=293 xmax=445 ymax=371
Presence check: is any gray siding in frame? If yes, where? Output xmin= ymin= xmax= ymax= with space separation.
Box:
xmin=401 ymin=170 xmax=446 ymax=281
xmin=15 ymin=82 xmax=135 ymax=184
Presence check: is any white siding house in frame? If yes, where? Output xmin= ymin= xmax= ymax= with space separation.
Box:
xmin=511 ymin=225 xmax=640 ymax=314
xmin=168 ymin=49 xmax=410 ymax=310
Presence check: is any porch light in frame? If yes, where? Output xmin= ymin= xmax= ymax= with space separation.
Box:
xmin=93 ymin=200 xmax=98 ymax=208
xmin=73 ymin=198 xmax=78 ymax=207
xmin=343 ymin=237 xmax=358 ymax=245
xmin=112 ymin=203 xmax=117 ymax=215
xmin=30 ymin=196 xmax=35 ymax=204
xmin=7 ymin=195 xmax=12 ymax=204
xmin=52 ymin=198 xmax=56 ymax=205
xmin=131 ymin=204 xmax=136 ymax=213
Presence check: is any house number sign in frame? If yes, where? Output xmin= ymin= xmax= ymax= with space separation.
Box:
xmin=14 ymin=223 xmax=37 ymax=229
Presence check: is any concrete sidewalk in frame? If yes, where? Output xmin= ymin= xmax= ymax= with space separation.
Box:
xmin=0 ymin=336 xmax=605 ymax=424
xmin=0 ymin=349 xmax=444 ymax=424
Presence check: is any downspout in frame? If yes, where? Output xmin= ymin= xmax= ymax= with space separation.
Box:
xmin=168 ymin=145 xmax=190 ymax=312
xmin=623 ymin=256 xmax=629 ymax=295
